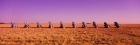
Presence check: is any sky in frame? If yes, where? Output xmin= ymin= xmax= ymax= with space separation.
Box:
xmin=0 ymin=0 xmax=140 ymax=24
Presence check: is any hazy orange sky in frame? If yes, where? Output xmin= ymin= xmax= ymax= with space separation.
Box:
xmin=0 ymin=0 xmax=140 ymax=24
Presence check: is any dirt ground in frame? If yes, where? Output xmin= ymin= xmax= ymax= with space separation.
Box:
xmin=0 ymin=24 xmax=140 ymax=45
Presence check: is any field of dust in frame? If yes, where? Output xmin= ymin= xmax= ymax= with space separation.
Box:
xmin=0 ymin=24 xmax=140 ymax=45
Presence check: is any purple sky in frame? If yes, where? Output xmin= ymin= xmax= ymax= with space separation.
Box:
xmin=0 ymin=0 xmax=140 ymax=24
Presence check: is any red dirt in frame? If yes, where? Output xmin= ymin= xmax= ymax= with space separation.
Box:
xmin=0 ymin=24 xmax=139 ymax=45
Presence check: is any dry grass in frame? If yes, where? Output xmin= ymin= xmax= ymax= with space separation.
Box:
xmin=0 ymin=24 xmax=139 ymax=45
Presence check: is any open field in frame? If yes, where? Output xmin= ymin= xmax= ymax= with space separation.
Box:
xmin=0 ymin=24 xmax=140 ymax=45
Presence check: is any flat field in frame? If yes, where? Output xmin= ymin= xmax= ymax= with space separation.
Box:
xmin=0 ymin=24 xmax=140 ymax=45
